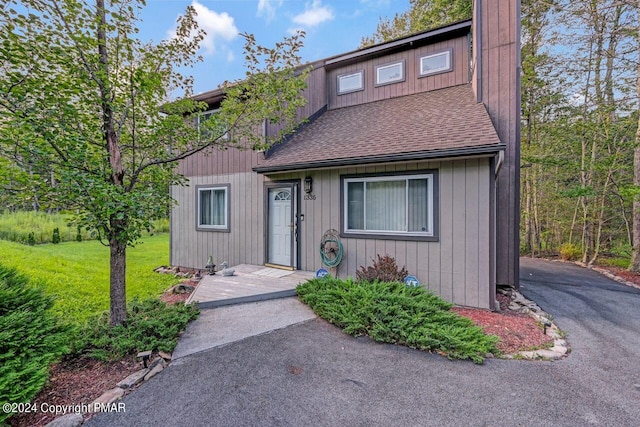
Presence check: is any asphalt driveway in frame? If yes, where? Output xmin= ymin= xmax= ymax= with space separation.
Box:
xmin=87 ymin=259 xmax=640 ymax=426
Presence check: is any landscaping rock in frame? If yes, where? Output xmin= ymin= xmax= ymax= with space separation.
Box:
xmin=158 ymin=351 xmax=172 ymax=361
xmin=92 ymin=387 xmax=124 ymax=408
xmin=170 ymin=283 xmax=195 ymax=294
xmin=550 ymin=344 xmax=568 ymax=355
xmin=148 ymin=356 xmax=167 ymax=370
xmin=116 ymin=368 xmax=149 ymax=389
xmin=44 ymin=413 xmax=84 ymax=427
xmin=144 ymin=363 xmax=164 ymax=381
xmin=519 ymin=349 xmax=563 ymax=360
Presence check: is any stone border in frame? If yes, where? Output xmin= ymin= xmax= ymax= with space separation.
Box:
xmin=573 ymin=261 xmax=640 ymax=290
xmin=43 ymin=353 xmax=172 ymax=427
xmin=498 ymin=288 xmax=569 ymax=361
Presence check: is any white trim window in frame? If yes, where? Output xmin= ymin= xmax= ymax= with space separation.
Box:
xmin=337 ymin=70 xmax=364 ymax=94
xmin=197 ymin=186 xmax=229 ymax=230
xmin=376 ymin=61 xmax=405 ymax=86
xmin=419 ymin=50 xmax=452 ymax=76
xmin=344 ymin=174 xmax=434 ymax=237
xmin=198 ymin=109 xmax=229 ymax=141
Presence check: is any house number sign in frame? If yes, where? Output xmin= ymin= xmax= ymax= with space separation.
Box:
xmin=304 ymin=194 xmax=316 ymax=201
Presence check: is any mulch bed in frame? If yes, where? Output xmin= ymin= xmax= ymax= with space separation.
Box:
xmin=8 ymin=357 xmax=141 ymax=427
xmin=451 ymin=291 xmax=554 ymax=355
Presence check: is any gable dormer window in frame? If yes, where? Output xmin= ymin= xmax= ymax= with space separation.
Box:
xmin=375 ymin=60 xmax=405 ymax=86
xmin=337 ymin=70 xmax=364 ymax=95
xmin=419 ymin=49 xmax=452 ymax=77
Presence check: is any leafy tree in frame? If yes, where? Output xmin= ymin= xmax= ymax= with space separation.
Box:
xmin=361 ymin=0 xmax=472 ymax=46
xmin=0 ymin=0 xmax=308 ymax=325
xmin=630 ymin=0 xmax=640 ymax=272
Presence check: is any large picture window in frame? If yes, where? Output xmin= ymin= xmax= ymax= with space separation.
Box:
xmin=343 ymin=173 xmax=436 ymax=239
xmin=197 ymin=185 xmax=229 ymax=231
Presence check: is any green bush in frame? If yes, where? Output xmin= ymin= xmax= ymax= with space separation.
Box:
xmin=0 ymin=265 xmax=67 ymax=424
xmin=75 ymin=298 xmax=199 ymax=360
xmin=76 ymin=225 xmax=83 ymax=242
xmin=27 ymin=232 xmax=35 ymax=246
xmin=356 ymin=254 xmax=409 ymax=283
xmin=559 ymin=243 xmax=582 ymax=261
xmin=52 ymin=227 xmax=61 ymax=244
xmin=297 ymin=278 xmax=498 ymax=364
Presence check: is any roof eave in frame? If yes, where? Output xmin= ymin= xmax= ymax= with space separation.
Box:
xmin=324 ymin=19 xmax=472 ymax=70
xmin=254 ymin=143 xmax=505 ymax=173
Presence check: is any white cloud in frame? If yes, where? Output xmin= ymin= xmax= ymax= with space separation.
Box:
xmin=286 ymin=26 xmax=305 ymax=36
xmin=257 ymin=0 xmax=283 ymax=22
xmin=359 ymin=0 xmax=391 ymax=6
xmin=226 ymin=49 xmax=235 ymax=62
xmin=168 ymin=1 xmax=238 ymax=56
xmin=292 ymin=0 xmax=334 ymax=28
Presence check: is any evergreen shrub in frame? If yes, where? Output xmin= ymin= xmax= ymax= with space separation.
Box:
xmin=0 ymin=265 xmax=67 ymax=424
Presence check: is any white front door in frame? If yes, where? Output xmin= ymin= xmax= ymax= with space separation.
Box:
xmin=268 ymin=187 xmax=292 ymax=266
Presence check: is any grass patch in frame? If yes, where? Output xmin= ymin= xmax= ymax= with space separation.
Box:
xmin=75 ymin=298 xmax=199 ymax=361
xmin=0 ymin=211 xmax=169 ymax=244
xmin=297 ymin=278 xmax=499 ymax=364
xmin=0 ymin=234 xmax=180 ymax=324
xmin=596 ymin=256 xmax=630 ymax=269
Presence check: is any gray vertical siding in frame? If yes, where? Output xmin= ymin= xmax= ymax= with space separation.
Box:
xmin=172 ymin=158 xmax=493 ymax=309
xmin=171 ymin=172 xmax=267 ymax=270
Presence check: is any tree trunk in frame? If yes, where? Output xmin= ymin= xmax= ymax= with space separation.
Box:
xmin=109 ymin=234 xmax=127 ymax=325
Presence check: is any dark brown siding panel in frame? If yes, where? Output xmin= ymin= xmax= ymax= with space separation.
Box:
xmin=473 ymin=0 xmax=520 ymax=288
xmin=328 ymin=35 xmax=469 ymax=110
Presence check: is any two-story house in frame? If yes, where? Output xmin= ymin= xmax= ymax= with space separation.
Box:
xmin=170 ymin=0 xmax=520 ymax=310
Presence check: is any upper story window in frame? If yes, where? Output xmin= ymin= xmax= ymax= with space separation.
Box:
xmin=342 ymin=172 xmax=438 ymax=240
xmin=419 ymin=49 xmax=452 ymax=77
xmin=337 ymin=70 xmax=364 ymax=95
xmin=197 ymin=185 xmax=230 ymax=232
xmin=375 ymin=60 xmax=405 ymax=86
xmin=198 ymin=109 xmax=229 ymax=141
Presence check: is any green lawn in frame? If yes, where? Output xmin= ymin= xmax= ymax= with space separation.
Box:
xmin=0 ymin=234 xmax=180 ymax=324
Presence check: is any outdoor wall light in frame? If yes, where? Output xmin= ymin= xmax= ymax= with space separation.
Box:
xmin=304 ymin=176 xmax=313 ymax=193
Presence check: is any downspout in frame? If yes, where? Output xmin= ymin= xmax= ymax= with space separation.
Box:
xmin=494 ymin=150 xmax=504 ymax=178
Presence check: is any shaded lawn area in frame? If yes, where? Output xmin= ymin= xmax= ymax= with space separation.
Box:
xmin=0 ymin=234 xmax=179 ymax=324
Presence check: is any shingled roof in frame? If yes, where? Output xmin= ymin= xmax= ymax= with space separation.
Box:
xmin=254 ymin=84 xmax=503 ymax=173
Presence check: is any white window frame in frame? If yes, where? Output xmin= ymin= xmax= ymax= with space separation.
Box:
xmin=375 ymin=60 xmax=405 ymax=86
xmin=343 ymin=174 xmax=434 ymax=238
xmin=419 ymin=49 xmax=452 ymax=77
xmin=337 ymin=70 xmax=364 ymax=95
xmin=197 ymin=185 xmax=229 ymax=231
xmin=198 ymin=109 xmax=229 ymax=141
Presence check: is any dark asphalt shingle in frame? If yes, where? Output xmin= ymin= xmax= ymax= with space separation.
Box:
xmin=259 ymin=84 xmax=501 ymax=170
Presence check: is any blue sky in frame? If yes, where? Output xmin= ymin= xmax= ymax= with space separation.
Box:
xmin=136 ymin=0 xmax=409 ymax=94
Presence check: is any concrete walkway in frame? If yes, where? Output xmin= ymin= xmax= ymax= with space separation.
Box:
xmin=172 ymin=297 xmax=317 ymax=360
xmin=187 ymin=265 xmax=315 ymax=309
